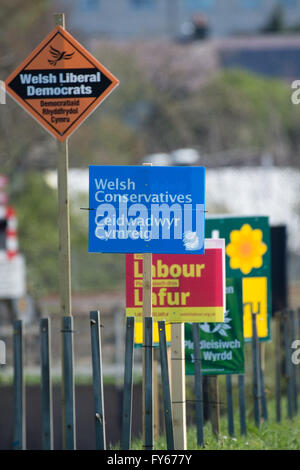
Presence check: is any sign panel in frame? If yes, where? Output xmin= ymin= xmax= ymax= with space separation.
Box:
xmin=243 ymin=277 xmax=268 ymax=339
xmin=134 ymin=321 xmax=171 ymax=348
xmin=0 ymin=255 xmax=26 ymax=299
xmin=5 ymin=26 xmax=119 ymax=141
xmin=185 ymin=278 xmax=245 ymax=376
xmin=205 ymin=216 xmax=271 ymax=341
xmin=125 ymin=239 xmax=225 ymax=323
xmin=89 ymin=165 xmax=206 ymax=254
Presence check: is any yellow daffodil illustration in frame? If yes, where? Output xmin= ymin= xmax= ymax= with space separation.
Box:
xmin=226 ymin=224 xmax=267 ymax=275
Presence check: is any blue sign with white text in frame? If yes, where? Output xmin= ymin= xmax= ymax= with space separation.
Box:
xmin=89 ymin=165 xmax=205 ymax=254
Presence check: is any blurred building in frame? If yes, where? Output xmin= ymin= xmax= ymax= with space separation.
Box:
xmin=57 ymin=0 xmax=300 ymax=39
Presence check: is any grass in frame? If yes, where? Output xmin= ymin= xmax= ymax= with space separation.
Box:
xmin=126 ymin=396 xmax=300 ymax=450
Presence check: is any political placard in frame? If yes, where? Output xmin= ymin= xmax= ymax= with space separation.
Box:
xmin=134 ymin=321 xmax=171 ymax=348
xmin=185 ymin=278 xmax=244 ymax=376
xmin=5 ymin=26 xmax=119 ymax=141
xmin=205 ymin=216 xmax=271 ymax=341
xmin=125 ymin=239 xmax=225 ymax=323
xmin=89 ymin=165 xmax=206 ymax=254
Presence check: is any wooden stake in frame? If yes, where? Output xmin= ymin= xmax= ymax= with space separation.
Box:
xmin=54 ymin=13 xmax=72 ymax=450
xmin=142 ymin=251 xmax=153 ymax=448
xmin=142 ymin=162 xmax=154 ymax=449
xmin=171 ymin=323 xmax=187 ymax=450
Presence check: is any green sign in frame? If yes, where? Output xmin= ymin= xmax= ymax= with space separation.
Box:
xmin=205 ymin=215 xmax=271 ymax=341
xmin=205 ymin=216 xmax=270 ymax=279
xmin=185 ymin=278 xmax=244 ymax=376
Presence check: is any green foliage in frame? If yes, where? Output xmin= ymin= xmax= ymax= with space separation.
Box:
xmin=10 ymin=172 xmax=59 ymax=296
xmin=142 ymin=68 xmax=300 ymax=165
xmin=9 ymin=172 xmax=125 ymax=296
xmin=124 ymin=397 xmax=300 ymax=450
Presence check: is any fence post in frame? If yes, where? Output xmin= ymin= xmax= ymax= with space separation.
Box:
xmin=90 ymin=311 xmax=106 ymax=450
xmin=226 ymin=375 xmax=235 ymax=437
xmin=158 ymin=321 xmax=174 ymax=450
xmin=290 ymin=310 xmax=298 ymax=415
xmin=62 ymin=316 xmax=76 ymax=449
xmin=259 ymin=344 xmax=268 ymax=422
xmin=40 ymin=318 xmax=53 ymax=450
xmin=251 ymin=309 xmax=261 ymax=428
xmin=144 ymin=317 xmax=153 ymax=450
xmin=13 ymin=320 xmax=25 ymax=450
xmin=121 ymin=316 xmax=135 ymax=450
xmin=209 ymin=375 xmax=220 ymax=437
xmin=275 ymin=313 xmax=282 ymax=423
xmin=171 ymin=323 xmax=187 ymax=449
xmin=284 ymin=310 xmax=293 ymax=419
xmin=192 ymin=323 xmax=204 ymax=447
xmin=238 ymin=374 xmax=247 ymax=435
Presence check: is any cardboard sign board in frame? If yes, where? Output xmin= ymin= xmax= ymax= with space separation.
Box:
xmin=134 ymin=321 xmax=171 ymax=348
xmin=243 ymin=277 xmax=268 ymax=340
xmin=0 ymin=340 xmax=5 ymax=365
xmin=271 ymin=225 xmax=288 ymax=314
xmin=5 ymin=26 xmax=119 ymax=141
xmin=185 ymin=278 xmax=244 ymax=376
xmin=126 ymin=239 xmax=225 ymax=323
xmin=205 ymin=216 xmax=271 ymax=341
xmin=0 ymin=255 xmax=26 ymax=299
xmin=89 ymin=165 xmax=206 ymax=254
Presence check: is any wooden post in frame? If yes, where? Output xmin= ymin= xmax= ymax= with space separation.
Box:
xmin=54 ymin=13 xmax=73 ymax=450
xmin=171 ymin=323 xmax=187 ymax=449
xmin=13 ymin=320 xmax=25 ymax=450
xmin=208 ymin=375 xmax=220 ymax=437
xmin=275 ymin=313 xmax=282 ymax=423
xmin=90 ymin=311 xmax=106 ymax=450
xmin=121 ymin=317 xmax=135 ymax=450
xmin=142 ymin=249 xmax=153 ymax=449
xmin=158 ymin=321 xmax=174 ymax=450
xmin=40 ymin=318 xmax=53 ymax=450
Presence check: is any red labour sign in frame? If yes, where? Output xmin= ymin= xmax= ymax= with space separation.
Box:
xmin=126 ymin=239 xmax=226 ymax=323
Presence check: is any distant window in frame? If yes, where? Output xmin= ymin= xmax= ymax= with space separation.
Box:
xmin=187 ymin=0 xmax=215 ymax=9
xmin=130 ymin=0 xmax=156 ymax=9
xmin=241 ymin=0 xmax=262 ymax=7
xmin=80 ymin=0 xmax=99 ymax=11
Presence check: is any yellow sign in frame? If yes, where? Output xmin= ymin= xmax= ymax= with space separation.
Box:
xmin=134 ymin=321 xmax=171 ymax=346
xmin=243 ymin=277 xmax=268 ymax=339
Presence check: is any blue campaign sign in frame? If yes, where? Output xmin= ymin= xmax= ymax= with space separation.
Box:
xmin=88 ymin=165 xmax=205 ymax=254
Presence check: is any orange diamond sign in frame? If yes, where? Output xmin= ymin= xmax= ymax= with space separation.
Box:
xmin=5 ymin=26 xmax=119 ymax=141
